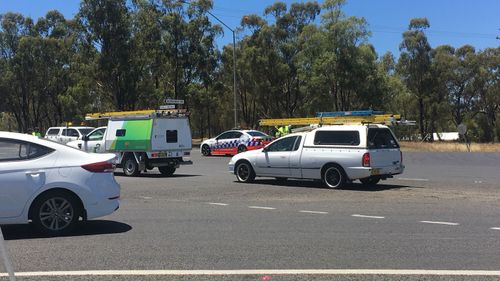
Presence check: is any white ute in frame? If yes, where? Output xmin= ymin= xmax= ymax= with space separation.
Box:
xmin=228 ymin=124 xmax=404 ymax=188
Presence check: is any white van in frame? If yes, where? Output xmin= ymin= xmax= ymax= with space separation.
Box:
xmin=45 ymin=126 xmax=95 ymax=144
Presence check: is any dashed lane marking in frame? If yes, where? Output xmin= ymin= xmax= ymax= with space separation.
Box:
xmin=4 ymin=269 xmax=500 ymax=277
xmin=352 ymin=214 xmax=385 ymax=219
xmin=490 ymin=227 xmax=500 ymax=230
xmin=299 ymin=210 xmax=328 ymax=214
xmin=248 ymin=206 xmax=276 ymax=210
xmin=207 ymin=203 xmax=229 ymax=206
xmin=420 ymin=221 xmax=459 ymax=226
xmin=139 ymin=196 xmax=153 ymax=200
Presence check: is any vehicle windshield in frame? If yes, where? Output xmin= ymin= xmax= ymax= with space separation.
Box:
xmin=78 ymin=128 xmax=94 ymax=136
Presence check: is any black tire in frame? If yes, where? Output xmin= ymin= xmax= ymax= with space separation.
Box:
xmin=201 ymin=145 xmax=211 ymax=156
xmin=235 ymin=161 xmax=255 ymax=183
xmin=322 ymin=165 xmax=346 ymax=189
xmin=158 ymin=166 xmax=176 ymax=176
xmin=360 ymin=177 xmax=380 ymax=185
xmin=31 ymin=191 xmax=81 ymax=235
xmin=237 ymin=145 xmax=247 ymax=154
xmin=123 ymin=156 xmax=140 ymax=176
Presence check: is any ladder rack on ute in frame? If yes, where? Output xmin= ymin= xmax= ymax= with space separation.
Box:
xmin=85 ymin=109 xmax=189 ymax=120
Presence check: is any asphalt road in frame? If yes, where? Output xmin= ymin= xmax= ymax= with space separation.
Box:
xmin=1 ymin=150 xmax=500 ymax=280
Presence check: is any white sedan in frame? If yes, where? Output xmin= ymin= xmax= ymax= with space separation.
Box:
xmin=0 ymin=132 xmax=120 ymax=235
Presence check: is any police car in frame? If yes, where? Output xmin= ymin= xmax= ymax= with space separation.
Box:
xmin=200 ymin=130 xmax=272 ymax=156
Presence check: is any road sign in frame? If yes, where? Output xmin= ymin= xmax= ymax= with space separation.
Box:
xmin=457 ymin=124 xmax=467 ymax=135
xmin=164 ymin=99 xmax=184 ymax=105
xmin=160 ymin=104 xmax=176 ymax=110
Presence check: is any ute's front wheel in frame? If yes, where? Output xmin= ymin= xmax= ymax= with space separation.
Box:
xmin=235 ymin=161 xmax=255 ymax=183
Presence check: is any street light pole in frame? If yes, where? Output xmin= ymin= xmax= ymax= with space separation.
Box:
xmin=205 ymin=10 xmax=238 ymax=128
xmin=172 ymin=1 xmax=239 ymax=127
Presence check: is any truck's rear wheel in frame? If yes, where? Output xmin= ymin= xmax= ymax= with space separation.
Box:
xmin=158 ymin=166 xmax=176 ymax=176
xmin=123 ymin=157 xmax=140 ymax=176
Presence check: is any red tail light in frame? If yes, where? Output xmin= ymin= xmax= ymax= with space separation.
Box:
xmin=362 ymin=153 xmax=370 ymax=167
xmin=81 ymin=161 xmax=115 ymax=173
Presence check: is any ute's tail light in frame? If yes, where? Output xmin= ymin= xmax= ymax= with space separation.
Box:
xmin=362 ymin=153 xmax=370 ymax=167
xmin=81 ymin=161 xmax=115 ymax=173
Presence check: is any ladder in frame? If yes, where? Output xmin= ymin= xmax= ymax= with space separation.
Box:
xmin=259 ymin=113 xmax=401 ymax=127
xmin=85 ymin=109 xmax=188 ymax=120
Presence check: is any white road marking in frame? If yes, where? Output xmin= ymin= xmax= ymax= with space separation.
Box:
xmin=4 ymin=269 xmax=500 ymax=277
xmin=420 ymin=221 xmax=459 ymax=226
xmin=299 ymin=210 xmax=328 ymax=214
xmin=352 ymin=214 xmax=385 ymax=219
xmin=490 ymin=227 xmax=500 ymax=230
xmin=397 ymin=177 xmax=429 ymax=182
xmin=207 ymin=203 xmax=228 ymax=206
xmin=474 ymin=180 xmax=483 ymax=184
xmin=139 ymin=196 xmax=153 ymax=200
xmin=248 ymin=206 xmax=276 ymax=210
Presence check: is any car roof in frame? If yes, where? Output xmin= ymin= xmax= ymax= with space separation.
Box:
xmin=46 ymin=126 xmax=94 ymax=130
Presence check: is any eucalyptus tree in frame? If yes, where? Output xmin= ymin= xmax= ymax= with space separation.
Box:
xmin=397 ymin=17 xmax=433 ymax=139
xmin=78 ymin=0 xmax=139 ymax=110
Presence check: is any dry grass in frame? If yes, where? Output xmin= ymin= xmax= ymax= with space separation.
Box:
xmin=400 ymin=141 xmax=500 ymax=152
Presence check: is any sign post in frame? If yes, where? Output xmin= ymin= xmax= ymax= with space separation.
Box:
xmin=0 ymin=227 xmax=16 ymax=281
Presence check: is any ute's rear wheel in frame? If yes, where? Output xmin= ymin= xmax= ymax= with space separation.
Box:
xmin=31 ymin=192 xmax=81 ymax=235
xmin=158 ymin=166 xmax=176 ymax=177
xmin=235 ymin=161 xmax=255 ymax=183
xmin=323 ymin=165 xmax=346 ymax=189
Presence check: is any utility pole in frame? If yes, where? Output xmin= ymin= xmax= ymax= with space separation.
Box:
xmin=180 ymin=1 xmax=238 ymax=128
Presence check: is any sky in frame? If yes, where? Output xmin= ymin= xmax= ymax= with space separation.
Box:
xmin=0 ymin=0 xmax=498 ymax=57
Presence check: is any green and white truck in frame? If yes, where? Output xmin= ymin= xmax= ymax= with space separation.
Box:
xmin=67 ymin=109 xmax=192 ymax=176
